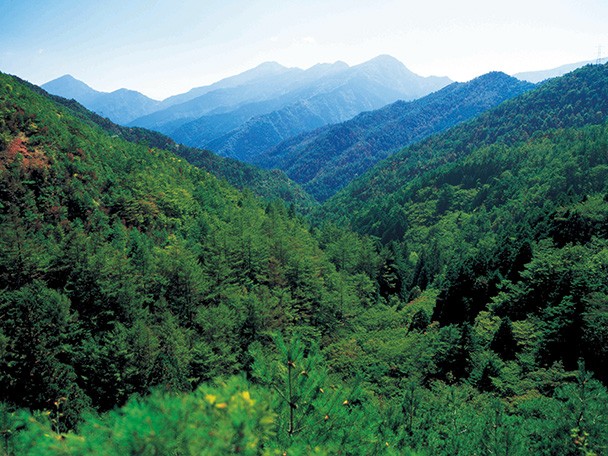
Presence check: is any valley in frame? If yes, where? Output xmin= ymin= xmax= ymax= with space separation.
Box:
xmin=1 ymin=53 xmax=608 ymax=455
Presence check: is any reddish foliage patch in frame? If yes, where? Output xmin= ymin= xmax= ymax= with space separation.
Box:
xmin=23 ymin=148 xmax=50 ymax=171
xmin=6 ymin=136 xmax=28 ymax=160
xmin=49 ymin=205 xmax=62 ymax=219
xmin=1 ymin=135 xmax=50 ymax=171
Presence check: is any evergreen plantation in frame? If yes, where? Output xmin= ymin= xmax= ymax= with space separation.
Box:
xmin=0 ymin=62 xmax=607 ymax=455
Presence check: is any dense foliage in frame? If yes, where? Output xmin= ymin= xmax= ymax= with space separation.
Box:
xmin=255 ymin=72 xmax=533 ymax=202
xmin=324 ymin=63 xmax=608 ymax=221
xmin=1 ymin=63 xmax=608 ymax=455
xmin=24 ymin=77 xmax=318 ymax=212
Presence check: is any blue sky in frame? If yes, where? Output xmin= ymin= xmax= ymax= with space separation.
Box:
xmin=1 ymin=0 xmax=607 ymax=99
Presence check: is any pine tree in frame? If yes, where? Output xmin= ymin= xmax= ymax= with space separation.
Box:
xmin=251 ymin=334 xmax=383 ymax=454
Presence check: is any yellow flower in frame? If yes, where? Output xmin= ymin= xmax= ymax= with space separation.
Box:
xmin=204 ymin=394 xmax=217 ymax=405
xmin=240 ymin=391 xmax=255 ymax=406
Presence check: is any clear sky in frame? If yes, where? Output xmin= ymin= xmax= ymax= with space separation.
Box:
xmin=1 ymin=0 xmax=607 ymax=100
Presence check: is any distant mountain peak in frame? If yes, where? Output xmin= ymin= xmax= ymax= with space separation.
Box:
xmin=42 ymin=74 xmax=99 ymax=105
xmin=367 ymin=54 xmax=404 ymax=64
xmin=358 ymin=54 xmax=407 ymax=69
xmin=308 ymin=61 xmax=349 ymax=70
xmin=43 ymin=74 xmax=94 ymax=89
xmin=53 ymin=74 xmax=79 ymax=82
xmin=253 ymin=61 xmax=288 ymax=70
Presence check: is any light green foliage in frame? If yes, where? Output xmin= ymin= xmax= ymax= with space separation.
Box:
xmin=11 ymin=378 xmax=275 ymax=455
xmin=251 ymin=334 xmax=387 ymax=454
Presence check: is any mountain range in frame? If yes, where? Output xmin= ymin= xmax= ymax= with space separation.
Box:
xmin=254 ymin=71 xmax=534 ymax=201
xmin=42 ymin=56 xmax=452 ymax=158
xmin=322 ymin=62 xmax=608 ymax=237
xmin=41 ymin=75 xmax=160 ymax=124
xmin=3 ymin=56 xmax=608 ymax=454
xmin=170 ymin=55 xmax=452 ymax=160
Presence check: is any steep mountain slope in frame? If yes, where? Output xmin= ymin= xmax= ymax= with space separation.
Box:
xmin=42 ymin=75 xmax=160 ymax=124
xmin=322 ymin=63 xmax=608 ymax=230
xmin=172 ymin=147 xmax=317 ymax=211
xmin=134 ymin=55 xmax=451 ymax=152
xmin=21 ymin=77 xmax=316 ymax=210
xmin=0 ymin=70 xmax=358 ymax=424
xmin=319 ymin=63 xmax=608 ymax=382
xmin=256 ymin=72 xmax=534 ymax=201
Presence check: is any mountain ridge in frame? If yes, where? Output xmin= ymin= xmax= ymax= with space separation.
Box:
xmin=42 ymin=56 xmax=452 ymax=147
xmin=322 ymin=62 xmax=608 ymax=234
xmin=28 ymin=75 xmax=316 ymax=210
xmin=166 ymin=56 xmax=451 ymax=159
xmin=42 ymin=74 xmax=161 ymax=124
xmin=254 ymin=71 xmax=534 ymax=201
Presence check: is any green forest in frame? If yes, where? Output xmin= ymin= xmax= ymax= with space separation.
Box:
xmin=1 ymin=63 xmax=607 ymax=455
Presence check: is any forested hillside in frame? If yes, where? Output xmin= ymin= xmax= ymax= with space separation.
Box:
xmin=255 ymin=72 xmax=533 ymax=201
xmin=23 ymin=77 xmax=316 ymax=211
xmin=314 ymin=64 xmax=608 ymax=455
xmin=1 ymin=64 xmax=608 ymax=455
xmin=324 ymin=63 xmax=608 ymax=223
xmin=0 ymin=71 xmax=385 ymax=453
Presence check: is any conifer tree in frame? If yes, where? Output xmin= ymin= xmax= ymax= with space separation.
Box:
xmin=251 ymin=334 xmax=383 ymax=454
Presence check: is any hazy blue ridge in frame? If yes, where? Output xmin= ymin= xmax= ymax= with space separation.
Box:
xmin=255 ymin=71 xmax=533 ymax=201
